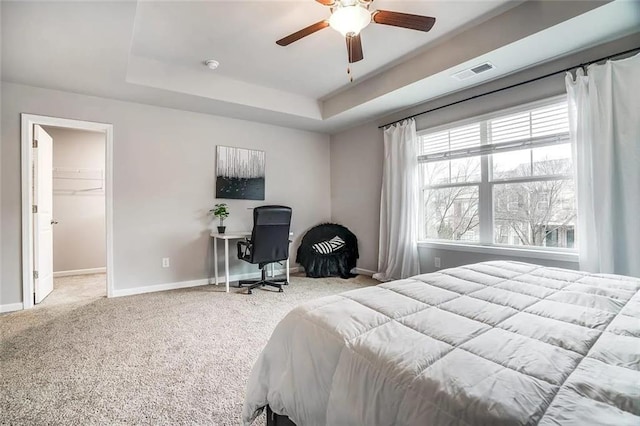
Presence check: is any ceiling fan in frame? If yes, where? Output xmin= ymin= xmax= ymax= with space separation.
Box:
xmin=276 ymin=0 xmax=436 ymax=73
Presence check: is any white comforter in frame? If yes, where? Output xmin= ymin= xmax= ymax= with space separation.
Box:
xmin=243 ymin=261 xmax=640 ymax=425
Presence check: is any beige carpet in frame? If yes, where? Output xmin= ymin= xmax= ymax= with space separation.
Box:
xmin=41 ymin=273 xmax=108 ymax=308
xmin=0 ymin=273 xmax=378 ymax=425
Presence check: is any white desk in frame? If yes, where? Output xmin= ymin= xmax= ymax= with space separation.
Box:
xmin=210 ymin=231 xmax=291 ymax=293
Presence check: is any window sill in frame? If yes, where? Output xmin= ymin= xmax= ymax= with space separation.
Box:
xmin=417 ymin=241 xmax=579 ymax=263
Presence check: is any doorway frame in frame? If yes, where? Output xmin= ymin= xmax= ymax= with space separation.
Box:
xmin=21 ymin=114 xmax=114 ymax=309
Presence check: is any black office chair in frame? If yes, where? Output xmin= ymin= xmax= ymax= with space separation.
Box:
xmin=237 ymin=205 xmax=292 ymax=294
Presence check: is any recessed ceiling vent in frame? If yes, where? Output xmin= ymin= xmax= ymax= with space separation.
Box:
xmin=452 ymin=62 xmax=495 ymax=81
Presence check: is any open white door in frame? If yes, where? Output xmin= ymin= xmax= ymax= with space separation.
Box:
xmin=33 ymin=125 xmax=54 ymax=304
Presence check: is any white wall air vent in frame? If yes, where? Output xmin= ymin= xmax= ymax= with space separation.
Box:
xmin=451 ymin=62 xmax=495 ymax=81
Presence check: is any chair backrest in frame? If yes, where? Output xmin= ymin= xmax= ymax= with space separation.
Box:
xmin=250 ymin=205 xmax=292 ymax=264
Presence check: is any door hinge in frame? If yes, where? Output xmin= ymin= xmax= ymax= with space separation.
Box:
xmin=33 ymin=270 xmax=39 ymax=279
xmin=32 ymin=205 xmax=38 ymax=213
xmin=33 ymin=139 xmax=38 ymax=148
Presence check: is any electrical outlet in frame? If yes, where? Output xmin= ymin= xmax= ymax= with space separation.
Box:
xmin=162 ymin=257 xmax=170 ymax=268
xmin=434 ymin=257 xmax=441 ymax=268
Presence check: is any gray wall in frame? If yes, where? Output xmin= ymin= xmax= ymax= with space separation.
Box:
xmin=418 ymin=248 xmax=578 ymax=275
xmin=330 ymin=35 xmax=639 ymax=275
xmin=330 ymin=123 xmax=384 ymax=273
xmin=1 ymin=82 xmax=330 ymax=305
xmin=44 ymin=126 xmax=106 ymax=273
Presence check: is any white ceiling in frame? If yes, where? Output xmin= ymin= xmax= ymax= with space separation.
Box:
xmin=2 ymin=1 xmax=639 ymax=134
xmin=131 ymin=1 xmax=514 ymax=98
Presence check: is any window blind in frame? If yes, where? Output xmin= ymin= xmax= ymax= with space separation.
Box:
xmin=419 ymin=100 xmax=569 ymax=163
xmin=421 ymin=123 xmax=481 ymax=156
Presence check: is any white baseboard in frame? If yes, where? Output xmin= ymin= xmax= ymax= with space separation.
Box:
xmin=352 ymin=267 xmax=376 ymax=276
xmin=111 ymin=267 xmax=299 ymax=298
xmin=54 ymin=267 xmax=106 ymax=278
xmin=0 ymin=302 xmax=24 ymax=313
xmin=298 ymin=266 xmax=375 ymax=277
xmin=111 ymin=278 xmax=209 ymax=298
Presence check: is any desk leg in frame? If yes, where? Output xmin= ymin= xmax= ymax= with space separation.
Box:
xmin=224 ymin=239 xmax=230 ymax=293
xmin=286 ymin=258 xmax=290 ymax=284
xmin=214 ymin=238 xmax=219 ymax=286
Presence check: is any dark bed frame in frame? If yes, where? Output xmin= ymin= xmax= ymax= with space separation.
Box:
xmin=266 ymin=406 xmax=297 ymax=426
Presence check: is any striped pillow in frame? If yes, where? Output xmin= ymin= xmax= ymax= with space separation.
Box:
xmin=312 ymin=236 xmax=346 ymax=254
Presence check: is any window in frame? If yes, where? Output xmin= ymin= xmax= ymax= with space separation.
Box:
xmin=419 ymin=97 xmax=576 ymax=250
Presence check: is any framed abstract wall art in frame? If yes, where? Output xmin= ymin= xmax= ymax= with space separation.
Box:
xmin=216 ymin=146 xmax=265 ymax=200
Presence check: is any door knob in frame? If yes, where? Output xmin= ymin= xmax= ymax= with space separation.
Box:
xmin=51 ymin=220 xmax=59 ymax=225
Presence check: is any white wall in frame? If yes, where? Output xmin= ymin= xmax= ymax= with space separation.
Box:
xmin=330 ymin=36 xmax=639 ymax=275
xmin=44 ymin=126 xmax=106 ymax=273
xmin=1 ymin=83 xmax=331 ymax=305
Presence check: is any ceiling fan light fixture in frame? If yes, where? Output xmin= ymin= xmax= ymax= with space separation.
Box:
xmin=329 ymin=5 xmax=371 ymax=37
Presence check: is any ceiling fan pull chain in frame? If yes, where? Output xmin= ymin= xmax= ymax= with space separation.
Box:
xmin=347 ymin=65 xmax=354 ymax=82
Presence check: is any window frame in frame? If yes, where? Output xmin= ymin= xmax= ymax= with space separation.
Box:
xmin=417 ymin=95 xmax=578 ymax=261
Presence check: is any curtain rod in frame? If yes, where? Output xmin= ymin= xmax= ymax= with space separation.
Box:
xmin=378 ymin=46 xmax=640 ymax=129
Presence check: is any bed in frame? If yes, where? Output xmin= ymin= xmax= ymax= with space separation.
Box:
xmin=242 ymin=261 xmax=640 ymax=425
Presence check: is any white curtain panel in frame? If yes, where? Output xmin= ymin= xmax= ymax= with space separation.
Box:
xmin=566 ymin=53 xmax=640 ymax=277
xmin=373 ymin=119 xmax=420 ymax=282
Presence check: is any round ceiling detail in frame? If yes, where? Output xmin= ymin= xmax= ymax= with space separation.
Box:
xmin=204 ymin=59 xmax=220 ymax=70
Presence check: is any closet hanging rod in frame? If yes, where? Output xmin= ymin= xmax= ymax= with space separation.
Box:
xmin=378 ymin=46 xmax=640 ymax=129
xmin=53 ymin=176 xmax=103 ymax=181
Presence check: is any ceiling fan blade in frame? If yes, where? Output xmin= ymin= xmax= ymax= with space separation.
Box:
xmin=346 ymin=34 xmax=363 ymax=63
xmin=372 ymin=10 xmax=436 ymax=32
xmin=315 ymin=0 xmax=335 ymax=5
xmin=276 ymin=20 xmax=329 ymax=46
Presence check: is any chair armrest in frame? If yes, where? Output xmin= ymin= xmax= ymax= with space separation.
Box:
xmin=237 ymin=240 xmax=252 ymax=259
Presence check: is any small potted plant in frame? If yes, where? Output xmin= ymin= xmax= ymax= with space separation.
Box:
xmin=210 ymin=203 xmax=230 ymax=234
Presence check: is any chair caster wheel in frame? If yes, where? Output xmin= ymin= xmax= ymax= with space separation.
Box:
xmin=278 ymin=288 xmax=284 ymax=293
xmin=247 ymin=290 xmax=252 ymax=295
